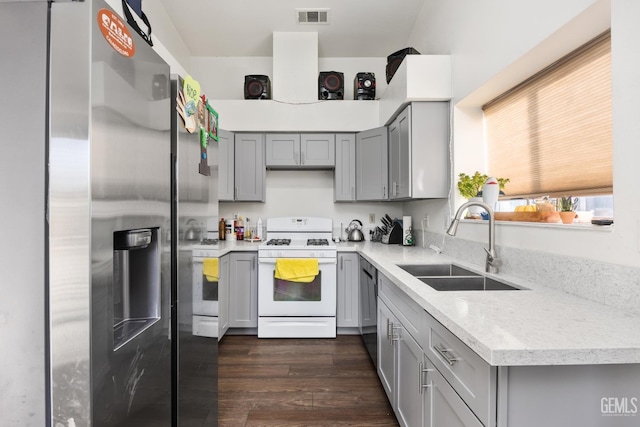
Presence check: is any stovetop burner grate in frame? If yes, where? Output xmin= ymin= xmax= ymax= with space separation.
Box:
xmin=266 ymin=238 xmax=292 ymax=246
xmin=307 ymin=238 xmax=329 ymax=246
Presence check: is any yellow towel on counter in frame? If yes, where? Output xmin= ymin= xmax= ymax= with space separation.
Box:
xmin=203 ymin=258 xmax=219 ymax=282
xmin=274 ymin=258 xmax=319 ymax=283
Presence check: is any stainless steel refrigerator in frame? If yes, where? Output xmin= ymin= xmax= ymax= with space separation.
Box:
xmin=0 ymin=0 xmax=192 ymax=425
xmin=170 ymin=75 xmax=219 ymax=426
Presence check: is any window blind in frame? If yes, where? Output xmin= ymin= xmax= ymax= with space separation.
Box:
xmin=482 ymin=31 xmax=612 ymax=199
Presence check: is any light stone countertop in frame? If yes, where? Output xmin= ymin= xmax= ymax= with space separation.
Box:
xmin=214 ymin=239 xmax=640 ymax=366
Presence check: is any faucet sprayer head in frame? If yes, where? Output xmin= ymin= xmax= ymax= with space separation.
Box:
xmin=446 ymin=219 xmax=460 ymax=236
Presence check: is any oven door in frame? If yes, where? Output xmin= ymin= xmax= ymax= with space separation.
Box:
xmin=193 ymin=258 xmax=219 ymax=316
xmin=258 ymin=257 xmax=336 ymax=316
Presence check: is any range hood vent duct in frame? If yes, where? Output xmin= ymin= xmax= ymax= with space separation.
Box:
xmin=296 ymin=9 xmax=329 ymax=24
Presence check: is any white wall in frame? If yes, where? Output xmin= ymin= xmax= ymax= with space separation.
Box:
xmin=219 ymin=170 xmax=403 ymax=240
xmin=404 ymin=0 xmax=639 ymax=269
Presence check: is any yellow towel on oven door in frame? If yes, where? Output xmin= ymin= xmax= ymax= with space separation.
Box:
xmin=203 ymin=258 xmax=219 ymax=282
xmin=274 ymin=258 xmax=319 ymax=283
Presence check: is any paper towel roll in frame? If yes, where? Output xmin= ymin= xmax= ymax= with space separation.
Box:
xmin=402 ymin=216 xmax=413 ymax=246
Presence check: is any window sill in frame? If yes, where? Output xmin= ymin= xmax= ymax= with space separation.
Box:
xmin=461 ymin=218 xmax=614 ymax=232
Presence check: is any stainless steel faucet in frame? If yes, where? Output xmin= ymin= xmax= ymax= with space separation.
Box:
xmin=446 ymin=201 xmax=500 ymax=274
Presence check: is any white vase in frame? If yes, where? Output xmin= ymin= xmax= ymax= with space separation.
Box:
xmin=482 ymin=177 xmax=500 ymax=210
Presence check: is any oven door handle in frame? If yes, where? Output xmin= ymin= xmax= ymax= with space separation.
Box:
xmin=258 ymin=258 xmax=337 ymax=265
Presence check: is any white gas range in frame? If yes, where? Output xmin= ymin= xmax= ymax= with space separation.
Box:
xmin=257 ymin=217 xmax=337 ymax=338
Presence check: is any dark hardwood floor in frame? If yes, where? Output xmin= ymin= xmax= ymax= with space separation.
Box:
xmin=218 ymin=335 xmax=399 ymax=426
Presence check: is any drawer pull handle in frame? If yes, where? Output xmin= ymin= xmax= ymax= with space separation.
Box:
xmin=434 ymin=345 xmax=460 ymax=366
xmin=418 ymin=362 xmax=434 ymax=394
xmin=386 ymin=319 xmax=392 ymax=340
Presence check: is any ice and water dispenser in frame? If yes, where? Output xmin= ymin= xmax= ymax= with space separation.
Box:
xmin=113 ymin=228 xmax=161 ymax=350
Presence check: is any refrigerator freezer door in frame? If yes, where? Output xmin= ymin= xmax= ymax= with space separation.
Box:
xmin=49 ymin=0 xmax=172 ymax=425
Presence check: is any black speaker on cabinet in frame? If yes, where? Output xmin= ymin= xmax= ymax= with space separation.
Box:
xmin=354 ymin=72 xmax=376 ymax=100
xmin=244 ymin=75 xmax=271 ymax=99
xmin=318 ymin=71 xmax=344 ymax=100
xmin=386 ymin=47 xmax=420 ymax=83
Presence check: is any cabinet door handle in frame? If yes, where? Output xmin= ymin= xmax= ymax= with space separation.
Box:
xmin=383 ymin=186 xmax=386 ymax=198
xmin=301 ymin=151 xmax=305 ymax=165
xmin=391 ymin=325 xmax=401 ymax=343
xmin=340 ymin=256 xmax=343 ymax=270
xmin=434 ymin=345 xmax=460 ymax=366
xmin=419 ymin=362 xmax=434 ymax=394
xmin=386 ymin=319 xmax=392 ymax=340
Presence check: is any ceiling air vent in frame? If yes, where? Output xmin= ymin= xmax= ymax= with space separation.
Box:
xmin=296 ymin=8 xmax=330 ymax=25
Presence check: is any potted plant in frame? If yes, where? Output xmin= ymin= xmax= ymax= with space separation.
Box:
xmin=559 ymin=195 xmax=578 ymax=224
xmin=457 ymin=172 xmax=509 ymax=217
xmin=457 ymin=172 xmax=509 ymax=199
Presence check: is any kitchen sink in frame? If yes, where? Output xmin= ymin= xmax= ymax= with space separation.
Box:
xmin=396 ymin=263 xmax=524 ymax=291
xmin=419 ymin=276 xmax=524 ymax=291
xmin=397 ymin=263 xmax=479 ymax=277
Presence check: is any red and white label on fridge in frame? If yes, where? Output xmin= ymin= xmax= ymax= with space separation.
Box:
xmin=97 ymin=8 xmax=136 ymax=58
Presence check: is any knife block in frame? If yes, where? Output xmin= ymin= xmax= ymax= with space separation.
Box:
xmin=381 ymin=221 xmax=403 ymax=244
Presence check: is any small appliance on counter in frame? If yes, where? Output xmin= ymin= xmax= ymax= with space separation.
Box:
xmin=346 ymin=219 xmax=365 ymax=242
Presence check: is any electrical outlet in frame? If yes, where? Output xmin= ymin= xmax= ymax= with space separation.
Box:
xmin=444 ymin=215 xmax=451 ymax=230
xmin=369 ymin=213 xmax=375 ymax=224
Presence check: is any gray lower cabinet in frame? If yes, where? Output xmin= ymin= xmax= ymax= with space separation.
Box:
xmin=388 ymin=102 xmax=450 ymax=200
xmin=218 ymin=253 xmax=230 ymax=339
xmin=356 ymin=126 xmax=388 ymax=200
xmin=266 ymin=133 xmax=335 ymax=168
xmin=377 ymin=298 xmax=396 ymax=402
xmin=380 ymin=273 xmax=491 ymax=427
xmin=228 ymin=252 xmax=258 ymax=328
xmin=378 ymin=297 xmax=424 ymax=427
xmin=334 ymin=133 xmax=356 ymax=201
xmin=234 ymin=133 xmax=265 ymax=201
xmin=424 ymin=355 xmax=483 ymax=427
xmin=337 ymin=252 xmax=359 ymax=328
xmin=218 ymin=129 xmax=235 ymax=201
xmin=380 ymin=271 xmax=640 ymax=427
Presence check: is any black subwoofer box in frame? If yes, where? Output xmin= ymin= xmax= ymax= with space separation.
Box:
xmin=244 ymin=75 xmax=271 ymax=99
xmin=386 ymin=47 xmax=420 ymax=83
xmin=354 ymin=72 xmax=376 ymax=100
xmin=318 ymin=71 xmax=344 ymax=100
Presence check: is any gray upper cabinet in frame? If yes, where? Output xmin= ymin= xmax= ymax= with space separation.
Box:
xmin=300 ymin=134 xmax=335 ymax=167
xmin=234 ymin=133 xmax=265 ymax=201
xmin=388 ymin=102 xmax=450 ymax=200
xmin=218 ymin=129 xmax=235 ymax=201
xmin=356 ymin=126 xmax=388 ymax=201
xmin=266 ymin=133 xmax=335 ymax=168
xmin=265 ymin=134 xmax=300 ymax=167
xmin=334 ymin=133 xmax=356 ymax=201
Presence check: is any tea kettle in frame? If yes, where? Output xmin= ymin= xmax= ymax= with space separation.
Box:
xmin=184 ymin=219 xmax=201 ymax=241
xmin=346 ymin=219 xmax=365 ymax=242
